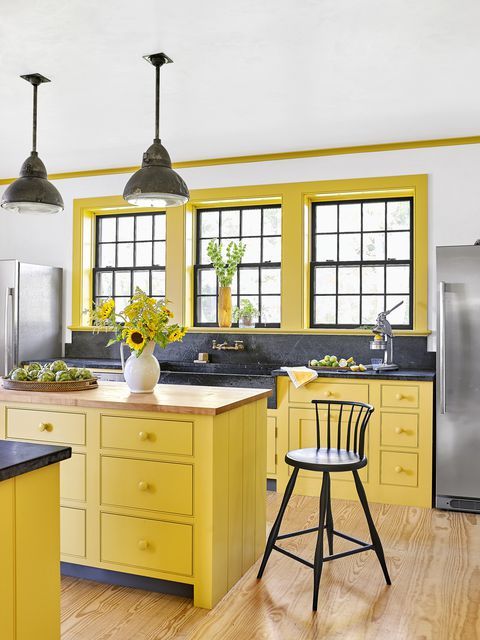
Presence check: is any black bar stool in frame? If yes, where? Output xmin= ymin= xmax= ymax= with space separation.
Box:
xmin=257 ymin=399 xmax=391 ymax=611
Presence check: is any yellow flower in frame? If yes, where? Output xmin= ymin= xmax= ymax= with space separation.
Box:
xmin=99 ymin=299 xmax=114 ymax=320
xmin=125 ymin=329 xmax=147 ymax=351
xmin=168 ymin=327 xmax=186 ymax=343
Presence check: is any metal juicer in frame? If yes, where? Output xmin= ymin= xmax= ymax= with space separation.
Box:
xmin=369 ymin=301 xmax=404 ymax=371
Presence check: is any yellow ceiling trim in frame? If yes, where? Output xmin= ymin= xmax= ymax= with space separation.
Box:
xmin=1 ymin=134 xmax=479 ymax=185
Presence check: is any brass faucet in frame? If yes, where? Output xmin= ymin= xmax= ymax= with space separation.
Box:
xmin=211 ymin=340 xmax=245 ymax=351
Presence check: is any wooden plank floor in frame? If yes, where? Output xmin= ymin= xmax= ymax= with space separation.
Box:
xmin=61 ymin=492 xmax=480 ymax=640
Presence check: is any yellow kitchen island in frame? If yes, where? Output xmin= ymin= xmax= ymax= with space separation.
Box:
xmin=0 ymin=382 xmax=270 ymax=609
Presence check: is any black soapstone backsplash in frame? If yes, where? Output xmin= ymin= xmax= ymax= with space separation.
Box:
xmin=66 ymin=331 xmax=435 ymax=370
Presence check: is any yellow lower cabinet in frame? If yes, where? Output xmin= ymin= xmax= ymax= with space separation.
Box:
xmin=61 ymin=507 xmax=86 ymax=557
xmin=0 ymin=478 xmax=14 ymax=640
xmin=60 ymin=453 xmax=86 ymax=501
xmin=101 ymin=512 xmax=193 ymax=576
xmin=266 ymin=416 xmax=277 ymax=476
xmin=380 ymin=451 xmax=418 ymax=487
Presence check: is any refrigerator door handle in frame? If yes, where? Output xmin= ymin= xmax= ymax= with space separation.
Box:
xmin=4 ymin=287 xmax=14 ymax=377
xmin=439 ymin=281 xmax=447 ymax=414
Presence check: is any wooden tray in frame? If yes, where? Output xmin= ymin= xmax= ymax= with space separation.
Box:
xmin=1 ymin=377 xmax=98 ymax=392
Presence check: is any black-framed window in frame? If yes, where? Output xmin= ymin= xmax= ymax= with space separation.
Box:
xmin=195 ymin=205 xmax=281 ymax=326
xmin=310 ymin=197 xmax=413 ymax=328
xmin=93 ymin=212 xmax=166 ymax=312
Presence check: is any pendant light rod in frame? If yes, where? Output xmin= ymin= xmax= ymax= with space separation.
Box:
xmin=143 ymin=53 xmax=172 ymax=142
xmin=20 ymin=73 xmax=50 ymax=154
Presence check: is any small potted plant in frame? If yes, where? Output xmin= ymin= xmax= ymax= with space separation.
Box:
xmin=206 ymin=240 xmax=246 ymax=327
xmin=233 ymin=299 xmax=259 ymax=328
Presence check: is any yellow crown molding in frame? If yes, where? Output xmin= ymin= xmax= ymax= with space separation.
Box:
xmin=1 ymin=135 xmax=480 ymax=185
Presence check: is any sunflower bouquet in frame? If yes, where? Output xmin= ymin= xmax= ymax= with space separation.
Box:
xmin=91 ymin=288 xmax=186 ymax=356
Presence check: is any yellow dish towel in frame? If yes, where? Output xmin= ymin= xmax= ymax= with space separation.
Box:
xmin=281 ymin=366 xmax=318 ymax=389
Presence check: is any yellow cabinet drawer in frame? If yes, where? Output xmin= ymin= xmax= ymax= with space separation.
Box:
xmin=289 ymin=380 xmax=369 ymax=404
xmin=100 ymin=415 xmax=193 ymax=456
xmin=267 ymin=416 xmax=276 ymax=475
xmin=6 ymin=408 xmax=86 ymax=445
xmin=60 ymin=507 xmax=86 ymax=557
xmin=101 ymin=456 xmax=193 ymax=516
xmin=60 ymin=453 xmax=86 ymax=501
xmin=381 ymin=385 xmax=419 ymax=409
xmin=380 ymin=451 xmax=418 ymax=487
xmin=100 ymin=512 xmax=192 ymax=576
xmin=381 ymin=413 xmax=418 ymax=448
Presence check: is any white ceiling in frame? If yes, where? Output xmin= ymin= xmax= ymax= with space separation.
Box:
xmin=1 ymin=0 xmax=480 ymax=176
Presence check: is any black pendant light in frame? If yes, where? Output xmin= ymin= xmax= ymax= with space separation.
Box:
xmin=1 ymin=73 xmax=64 ymax=215
xmin=123 ymin=53 xmax=189 ymax=208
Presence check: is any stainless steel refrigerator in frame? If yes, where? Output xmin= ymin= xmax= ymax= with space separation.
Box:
xmin=436 ymin=245 xmax=480 ymax=513
xmin=0 ymin=260 xmax=63 ymax=376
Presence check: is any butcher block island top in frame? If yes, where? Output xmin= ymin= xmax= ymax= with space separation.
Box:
xmin=0 ymin=380 xmax=272 ymax=415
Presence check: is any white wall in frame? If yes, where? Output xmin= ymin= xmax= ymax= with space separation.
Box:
xmin=2 ymin=142 xmax=480 ymax=348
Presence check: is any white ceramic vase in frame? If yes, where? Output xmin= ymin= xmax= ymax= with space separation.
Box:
xmin=122 ymin=341 xmax=160 ymax=393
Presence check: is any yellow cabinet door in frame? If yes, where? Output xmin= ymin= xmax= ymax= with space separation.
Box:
xmin=0 ymin=479 xmax=14 ymax=640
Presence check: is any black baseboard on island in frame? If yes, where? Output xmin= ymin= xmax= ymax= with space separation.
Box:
xmin=61 ymin=562 xmax=194 ymax=599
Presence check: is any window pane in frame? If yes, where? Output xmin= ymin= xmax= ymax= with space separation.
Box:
xmin=363 ymin=232 xmax=385 ymax=260
xmin=261 ymin=268 xmax=280 ymax=294
xmin=239 ymin=268 xmax=259 ymax=294
xmin=118 ymin=216 xmax=134 ymax=241
xmin=387 ymin=201 xmax=410 ymax=230
xmin=386 ymin=295 xmax=409 ymax=324
xmin=133 ymin=270 xmax=150 ymax=293
xmin=241 ymin=209 xmax=261 ymax=236
xmin=361 ymin=295 xmax=385 ymax=324
xmin=339 ymin=203 xmax=361 ymax=232
xmin=261 ymin=296 xmax=280 ymax=324
xmin=199 ymin=269 xmax=216 ymax=295
xmin=96 ymin=271 xmax=113 ymax=297
xmin=230 ymin=275 xmax=238 ymax=295
xmin=221 ymin=210 xmax=240 ymax=237
xmin=98 ymin=243 xmax=116 ymax=268
xmin=387 ymin=232 xmax=410 ymax=259
xmin=151 ymin=270 xmax=165 ymax=296
xmin=263 ymin=236 xmax=281 ymax=262
xmin=199 ymin=297 xmax=216 ymax=323
xmin=263 ymin=208 xmax=281 ymax=235
xmin=315 ymin=267 xmax=336 ymax=294
xmin=315 ymin=204 xmax=337 ymax=233
xmin=362 ymin=266 xmax=384 ymax=293
xmin=200 ymin=210 xmax=219 ymax=237
xmin=200 ymin=239 xmax=212 ymax=264
xmin=114 ymin=297 xmax=129 ymax=314
xmin=136 ymin=216 xmax=153 ymax=241
xmin=117 ymin=243 xmax=133 ymax=267
xmin=338 ymin=266 xmax=360 ymax=294
xmin=363 ymin=202 xmax=385 ymax=231
xmin=153 ymin=241 xmax=166 ymax=266
xmin=387 ymin=265 xmax=410 ymax=293
xmin=242 ymin=238 xmax=261 ymax=263
xmin=316 ymin=234 xmax=337 ymax=261
xmin=136 ymin=242 xmax=153 ymax=267
xmin=99 ymin=217 xmax=116 ymax=242
xmin=339 ymin=234 xmax=361 ymax=261
xmin=115 ymin=271 xmax=131 ymax=296
xmin=154 ymin=214 xmax=166 ymax=240
xmin=338 ymin=296 xmax=360 ymax=325
xmin=315 ymin=296 xmax=336 ymax=324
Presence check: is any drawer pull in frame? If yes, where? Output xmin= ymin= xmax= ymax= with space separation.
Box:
xmin=324 ymin=391 xmax=333 ymax=398
xmin=38 ymin=422 xmax=53 ymax=432
xmin=137 ymin=539 xmax=149 ymax=551
xmin=138 ymin=431 xmax=149 ymax=441
xmin=395 ymin=427 xmax=405 ymax=434
xmin=137 ymin=481 xmax=149 ymax=492
xmin=395 ymin=465 xmax=404 ymax=473
xmin=395 ymin=393 xmax=404 ymax=401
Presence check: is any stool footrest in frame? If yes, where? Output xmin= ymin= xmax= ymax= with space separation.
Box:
xmin=272 ymin=544 xmax=315 ymax=569
xmin=332 ymin=529 xmax=371 ymax=547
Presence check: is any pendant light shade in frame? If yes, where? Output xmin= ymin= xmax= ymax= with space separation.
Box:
xmin=1 ymin=74 xmax=63 ymax=215
xmin=123 ymin=53 xmax=189 ymax=208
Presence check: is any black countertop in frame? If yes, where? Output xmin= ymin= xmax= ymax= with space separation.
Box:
xmin=272 ymin=368 xmax=435 ymax=381
xmin=0 ymin=440 xmax=72 ymax=482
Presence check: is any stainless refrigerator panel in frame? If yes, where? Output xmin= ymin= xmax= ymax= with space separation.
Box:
xmin=436 ymin=246 xmax=480 ymax=500
xmin=0 ymin=260 xmax=18 ymax=376
xmin=17 ymin=263 xmax=63 ymax=364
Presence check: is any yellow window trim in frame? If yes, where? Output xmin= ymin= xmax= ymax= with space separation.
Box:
xmin=71 ymin=174 xmax=429 ymax=335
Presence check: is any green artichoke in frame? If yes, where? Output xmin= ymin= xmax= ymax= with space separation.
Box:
xmin=26 ymin=362 xmax=42 ymax=373
xmin=11 ymin=368 xmax=28 ymax=381
xmin=50 ymin=360 xmax=68 ymax=373
xmin=38 ymin=370 xmax=56 ymax=382
xmin=27 ymin=369 xmax=39 ymax=381
xmin=68 ymin=367 xmax=79 ymax=380
xmin=56 ymin=371 xmax=72 ymax=382
xmin=78 ymin=368 xmax=93 ymax=380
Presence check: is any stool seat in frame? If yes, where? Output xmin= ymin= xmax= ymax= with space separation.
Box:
xmin=286 ymin=447 xmax=367 ymax=472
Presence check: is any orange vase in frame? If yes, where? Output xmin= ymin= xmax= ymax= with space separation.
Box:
xmin=218 ymin=286 xmax=232 ymax=328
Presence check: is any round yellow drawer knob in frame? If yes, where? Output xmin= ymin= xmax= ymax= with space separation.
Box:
xmin=324 ymin=390 xmax=333 ymax=398
xmin=137 ymin=539 xmax=149 ymax=551
xmin=138 ymin=481 xmax=149 ymax=492
xmin=138 ymin=431 xmax=149 ymax=441
xmin=395 ymin=465 xmax=403 ymax=473
xmin=395 ymin=427 xmax=404 ymax=434
xmin=38 ymin=422 xmax=53 ymax=432
xmin=395 ymin=393 xmax=404 ymax=400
